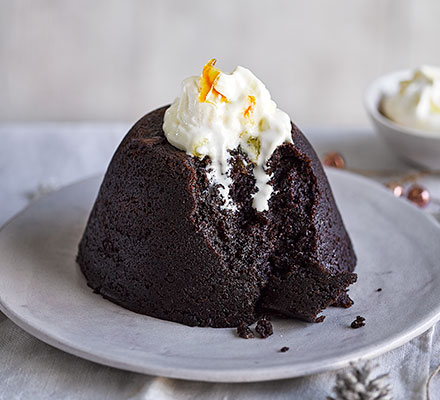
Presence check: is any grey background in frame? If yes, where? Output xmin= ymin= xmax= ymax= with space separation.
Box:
xmin=1 ymin=0 xmax=439 ymax=125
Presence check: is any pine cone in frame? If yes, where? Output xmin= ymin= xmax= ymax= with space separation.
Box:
xmin=328 ymin=362 xmax=392 ymax=400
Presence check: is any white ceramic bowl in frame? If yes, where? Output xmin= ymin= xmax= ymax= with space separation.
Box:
xmin=364 ymin=69 xmax=440 ymax=169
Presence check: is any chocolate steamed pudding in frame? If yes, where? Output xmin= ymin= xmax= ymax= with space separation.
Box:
xmin=77 ymin=59 xmax=357 ymax=328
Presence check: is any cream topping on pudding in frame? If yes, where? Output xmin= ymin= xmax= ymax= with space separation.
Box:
xmin=382 ymin=66 xmax=440 ymax=133
xmin=163 ymin=59 xmax=292 ymax=211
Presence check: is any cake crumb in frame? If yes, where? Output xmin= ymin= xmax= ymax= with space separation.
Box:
xmin=236 ymin=322 xmax=254 ymax=339
xmin=255 ymin=319 xmax=273 ymax=338
xmin=376 ymin=288 xmax=382 ymax=292
xmin=315 ymin=315 xmax=326 ymax=323
xmin=351 ymin=316 xmax=366 ymax=329
xmin=280 ymin=346 xmax=289 ymax=353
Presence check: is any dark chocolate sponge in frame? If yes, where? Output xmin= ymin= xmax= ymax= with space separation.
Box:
xmin=77 ymin=106 xmax=357 ymax=327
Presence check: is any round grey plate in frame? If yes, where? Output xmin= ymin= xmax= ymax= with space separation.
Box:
xmin=0 ymin=169 xmax=440 ymax=383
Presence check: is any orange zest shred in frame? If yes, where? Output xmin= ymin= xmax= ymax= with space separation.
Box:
xmin=244 ymin=95 xmax=256 ymax=118
xmin=199 ymin=59 xmax=228 ymax=103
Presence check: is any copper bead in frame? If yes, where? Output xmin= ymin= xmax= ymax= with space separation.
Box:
xmin=322 ymin=152 xmax=345 ymax=169
xmin=407 ymin=184 xmax=430 ymax=207
xmin=385 ymin=182 xmax=403 ymax=198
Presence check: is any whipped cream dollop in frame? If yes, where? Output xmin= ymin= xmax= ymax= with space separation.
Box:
xmin=382 ymin=65 xmax=440 ymax=133
xmin=163 ymin=59 xmax=292 ymax=212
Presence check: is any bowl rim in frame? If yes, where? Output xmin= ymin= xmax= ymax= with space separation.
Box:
xmin=364 ymin=68 xmax=440 ymax=140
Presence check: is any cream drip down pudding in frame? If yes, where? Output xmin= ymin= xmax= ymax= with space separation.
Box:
xmin=77 ymin=60 xmax=357 ymax=327
xmin=163 ymin=59 xmax=292 ymax=211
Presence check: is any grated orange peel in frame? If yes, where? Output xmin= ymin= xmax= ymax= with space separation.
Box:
xmin=199 ymin=59 xmax=228 ymax=103
xmin=243 ymin=95 xmax=256 ymax=118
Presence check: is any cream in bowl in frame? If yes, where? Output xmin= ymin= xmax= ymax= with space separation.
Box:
xmin=381 ymin=66 xmax=440 ymax=133
xmin=364 ymin=66 xmax=440 ymax=169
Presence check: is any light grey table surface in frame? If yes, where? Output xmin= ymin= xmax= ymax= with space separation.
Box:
xmin=0 ymin=123 xmax=439 ymax=399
